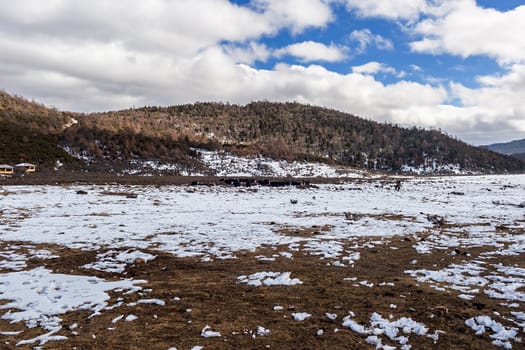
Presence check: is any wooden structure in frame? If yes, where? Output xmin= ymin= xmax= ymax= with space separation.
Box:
xmin=0 ymin=164 xmax=14 ymax=175
xmin=15 ymin=163 xmax=36 ymax=173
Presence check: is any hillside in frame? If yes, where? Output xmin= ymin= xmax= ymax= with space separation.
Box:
xmin=62 ymin=101 xmax=524 ymax=174
xmin=482 ymin=138 xmax=525 ymax=159
xmin=0 ymin=91 xmax=83 ymax=169
xmin=1 ymin=91 xmax=524 ymax=175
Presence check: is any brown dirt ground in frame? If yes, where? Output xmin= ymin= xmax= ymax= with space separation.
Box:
xmin=1 ymin=232 xmax=523 ymax=350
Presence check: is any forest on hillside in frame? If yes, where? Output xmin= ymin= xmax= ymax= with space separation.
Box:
xmin=62 ymin=101 xmax=525 ymax=172
xmin=1 ymin=91 xmax=524 ymax=173
xmin=0 ymin=91 xmax=81 ymax=168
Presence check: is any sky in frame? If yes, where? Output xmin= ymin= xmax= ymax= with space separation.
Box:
xmin=1 ymin=0 xmax=525 ymax=145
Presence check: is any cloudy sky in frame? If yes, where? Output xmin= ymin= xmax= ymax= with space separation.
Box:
xmin=1 ymin=0 xmax=525 ymax=145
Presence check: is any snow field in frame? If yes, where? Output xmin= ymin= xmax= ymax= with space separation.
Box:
xmin=0 ymin=174 xmax=524 ymax=347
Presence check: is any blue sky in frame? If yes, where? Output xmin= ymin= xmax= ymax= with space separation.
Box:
xmin=0 ymin=0 xmax=524 ymax=145
xmin=238 ymin=1 xmax=507 ymax=89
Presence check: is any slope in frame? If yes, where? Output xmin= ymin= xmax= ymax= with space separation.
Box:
xmin=63 ymin=101 xmax=525 ymax=173
xmin=0 ymin=91 xmax=82 ymax=169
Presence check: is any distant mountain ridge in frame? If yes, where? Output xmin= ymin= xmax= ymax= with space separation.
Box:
xmin=1 ymin=90 xmax=524 ymax=175
xmin=482 ymin=138 xmax=525 ymax=158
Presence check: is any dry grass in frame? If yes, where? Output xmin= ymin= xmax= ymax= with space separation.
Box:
xmin=1 ymin=235 xmax=523 ymax=350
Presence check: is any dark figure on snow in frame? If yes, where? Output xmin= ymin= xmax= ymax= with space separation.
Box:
xmin=394 ymin=180 xmax=401 ymax=191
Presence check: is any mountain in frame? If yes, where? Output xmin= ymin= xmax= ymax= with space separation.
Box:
xmin=1 ymin=91 xmax=524 ymax=175
xmin=482 ymin=138 xmax=525 ymax=159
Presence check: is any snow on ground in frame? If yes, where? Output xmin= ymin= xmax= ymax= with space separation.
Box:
xmin=1 ymin=175 xmax=524 ymax=271
xmin=292 ymin=312 xmax=311 ymax=321
xmin=400 ymin=162 xmax=476 ymax=175
xmin=103 ymin=148 xmax=369 ymax=177
xmin=1 ymin=175 xmax=524 ymax=263
xmin=0 ymin=267 xmax=145 ymax=345
xmin=237 ymin=272 xmax=303 ymax=286
xmin=406 ymin=261 xmax=525 ymax=303
xmin=201 ymin=325 xmax=221 ymax=338
xmin=123 ymin=160 xmax=195 ymax=176
xmin=342 ymin=311 xmax=440 ymax=350
xmin=257 ymin=325 xmax=270 ymax=336
xmin=196 ymin=149 xmax=366 ymax=178
xmin=1 ymin=174 xmax=525 ymax=346
xmin=0 ymin=249 xmax=26 ymax=271
xmin=0 ymin=244 xmax=58 ymax=272
xmin=83 ymin=249 xmax=156 ymax=273
xmin=197 ymin=149 xmax=477 ymax=177
xmin=465 ymin=316 xmax=521 ymax=349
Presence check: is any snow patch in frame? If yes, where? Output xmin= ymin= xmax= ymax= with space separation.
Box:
xmin=343 ymin=312 xmax=440 ymax=349
xmin=0 ymin=267 xmax=144 ymax=345
xmin=83 ymin=249 xmax=156 ymax=273
xmin=466 ymin=316 xmax=521 ymax=349
xmin=238 ymin=272 xmax=302 ymax=287
xmin=257 ymin=326 xmax=270 ymax=337
xmin=292 ymin=312 xmax=312 ymax=321
xmin=201 ymin=325 xmax=221 ymax=338
xmin=196 ymin=149 xmax=365 ymax=178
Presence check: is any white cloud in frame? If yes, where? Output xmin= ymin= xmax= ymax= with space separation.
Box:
xmin=0 ymin=1 xmax=273 ymax=58
xmin=450 ymin=64 xmax=525 ymax=128
xmin=250 ymin=0 xmax=333 ymax=33
xmin=410 ymin=1 xmax=525 ymax=65
xmin=275 ymin=41 xmax=348 ymax=62
xmin=349 ymin=29 xmax=393 ymax=54
xmin=0 ymin=0 xmax=333 ymax=59
xmin=223 ymin=42 xmax=272 ymax=65
xmin=387 ymin=64 xmax=525 ymax=144
xmin=341 ymin=0 xmax=429 ymax=21
xmin=352 ymin=62 xmax=396 ymax=75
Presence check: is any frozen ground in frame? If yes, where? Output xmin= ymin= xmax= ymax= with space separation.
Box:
xmin=0 ymin=174 xmax=524 ymax=348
